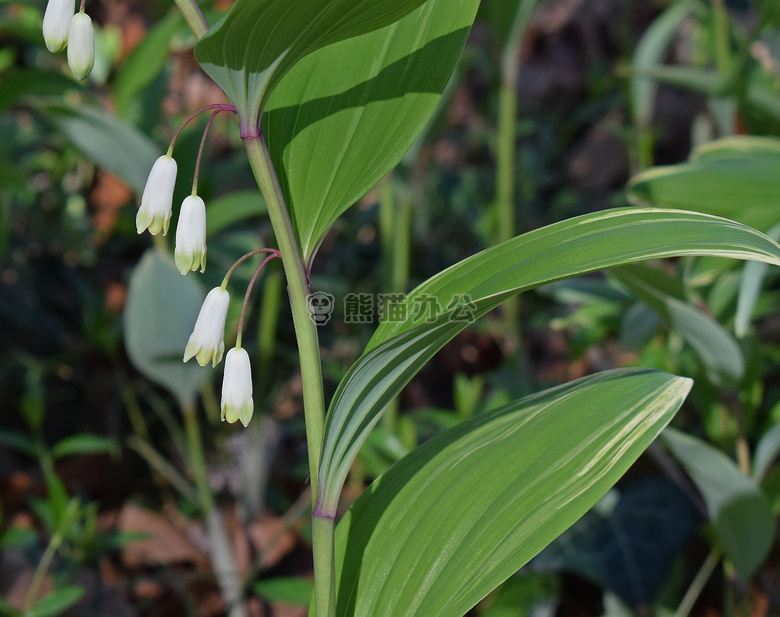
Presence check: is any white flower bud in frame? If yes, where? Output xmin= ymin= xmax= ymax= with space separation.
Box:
xmin=66 ymin=12 xmax=94 ymax=80
xmin=183 ymin=287 xmax=230 ymax=367
xmin=137 ymin=155 xmax=177 ymax=235
xmin=175 ymin=195 xmax=207 ymax=274
xmin=42 ymin=0 xmax=74 ymax=53
xmin=221 ymin=347 xmax=254 ymax=427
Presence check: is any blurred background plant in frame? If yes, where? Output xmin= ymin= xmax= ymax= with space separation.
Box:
xmin=1 ymin=0 xmax=780 ymax=615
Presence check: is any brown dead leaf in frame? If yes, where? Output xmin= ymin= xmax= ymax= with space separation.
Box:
xmin=247 ymin=514 xmax=298 ymax=571
xmin=118 ymin=504 xmax=208 ymax=569
xmin=90 ymin=171 xmax=132 ymax=237
xmin=223 ymin=506 xmax=251 ymax=575
xmin=187 ymin=578 xmax=225 ymax=617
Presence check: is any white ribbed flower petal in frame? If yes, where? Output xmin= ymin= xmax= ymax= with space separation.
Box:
xmin=66 ymin=12 xmax=94 ymax=80
xmin=137 ymin=155 xmax=177 ymax=235
xmin=221 ymin=347 xmax=253 ymax=427
xmin=183 ymin=287 xmax=230 ymax=367
xmin=175 ymin=195 xmax=207 ymax=274
xmin=42 ymin=0 xmax=74 ymax=52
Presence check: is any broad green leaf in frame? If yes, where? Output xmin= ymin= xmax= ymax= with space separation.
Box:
xmin=124 ymin=249 xmax=211 ymax=408
xmin=205 ymin=190 xmax=266 ymax=237
xmin=27 ymin=586 xmax=85 ymax=617
xmin=736 ymin=222 xmax=780 ymax=337
xmin=113 ymin=13 xmax=183 ymax=118
xmin=753 ymin=423 xmax=780 ymax=482
xmin=611 ymin=264 xmax=744 ymax=385
xmin=628 ymin=137 xmax=780 ymax=232
xmin=264 ymin=0 xmax=478 ymax=258
xmin=693 ymin=135 xmax=780 ymax=161
xmin=0 ymin=596 xmax=21 ymax=617
xmin=0 ymin=526 xmax=38 ymax=550
xmin=0 ymin=68 xmax=82 ymax=115
xmin=333 ymin=369 xmax=692 ymax=617
xmin=317 ymin=208 xmax=780 ymax=513
xmin=37 ymin=102 xmax=161 ymax=195
xmin=51 ymin=434 xmax=120 ymax=460
xmin=194 ymin=0 xmax=428 ymax=130
xmin=619 ymin=303 xmax=662 ymax=350
xmin=0 ymin=429 xmax=36 ymax=458
xmin=663 ymin=428 xmax=775 ymax=579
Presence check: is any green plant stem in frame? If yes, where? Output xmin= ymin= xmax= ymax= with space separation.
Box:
xmin=674 ymin=548 xmax=721 ymax=617
xmin=24 ymin=499 xmax=79 ymax=611
xmin=312 ymin=515 xmax=336 ymax=617
xmin=496 ymin=0 xmax=538 ymax=370
xmin=181 ymin=403 xmax=246 ymax=617
xmin=379 ymin=178 xmax=411 ymax=431
xmin=496 ymin=20 xmax=520 ymax=352
xmin=711 ymin=0 xmax=731 ymax=76
xmin=126 ymin=436 xmax=198 ymax=501
xmin=243 ymin=132 xmax=332 ymax=616
xmin=243 ymin=133 xmax=326 ymax=502
xmin=182 ymin=401 xmax=214 ymax=513
xmin=173 ymin=0 xmax=208 ymax=39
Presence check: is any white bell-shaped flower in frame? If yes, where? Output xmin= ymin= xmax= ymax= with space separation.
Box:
xmin=221 ymin=347 xmax=254 ymax=427
xmin=137 ymin=155 xmax=177 ymax=235
xmin=183 ymin=287 xmax=230 ymax=367
xmin=175 ymin=195 xmax=207 ymax=274
xmin=66 ymin=12 xmax=94 ymax=80
xmin=42 ymin=0 xmax=74 ymax=53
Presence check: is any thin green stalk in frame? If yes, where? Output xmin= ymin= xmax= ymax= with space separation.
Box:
xmin=126 ymin=436 xmax=198 ymax=501
xmin=181 ymin=403 xmax=246 ymax=617
xmin=674 ymin=548 xmax=721 ymax=617
xmin=379 ymin=179 xmax=411 ymax=431
xmin=244 ymin=270 xmax=283 ymax=516
xmin=495 ymin=0 xmax=539 ymax=355
xmin=173 ymin=0 xmax=208 ymax=39
xmin=711 ymin=0 xmax=731 ymax=76
xmin=393 ymin=194 xmax=411 ymax=299
xmin=242 ymin=132 xmax=333 ymax=617
xmin=24 ymin=499 xmax=80 ymax=611
xmin=181 ymin=401 xmax=214 ymax=513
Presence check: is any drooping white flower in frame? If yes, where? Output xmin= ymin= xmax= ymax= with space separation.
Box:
xmin=175 ymin=195 xmax=207 ymax=274
xmin=221 ymin=347 xmax=253 ymax=427
xmin=137 ymin=155 xmax=177 ymax=235
xmin=42 ymin=0 xmax=74 ymax=53
xmin=66 ymin=11 xmax=94 ymax=80
xmin=183 ymin=287 xmax=230 ymax=367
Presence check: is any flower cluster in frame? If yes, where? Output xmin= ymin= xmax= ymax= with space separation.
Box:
xmin=134 ymin=106 xmax=276 ymax=428
xmin=42 ymin=0 xmax=95 ymax=80
xmin=137 ymin=154 xmax=208 ymax=275
xmin=182 ymin=286 xmax=254 ymax=427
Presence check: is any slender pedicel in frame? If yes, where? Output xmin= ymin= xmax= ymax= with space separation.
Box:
xmin=191 ymin=110 xmax=221 ymax=196
xmin=167 ymin=104 xmax=237 ymax=156
xmin=235 ymin=253 xmax=280 ymax=348
xmin=221 ymin=248 xmax=281 ymax=288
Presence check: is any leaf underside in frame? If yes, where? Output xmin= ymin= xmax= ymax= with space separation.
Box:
xmin=194 ymin=0 xmax=428 ymax=128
